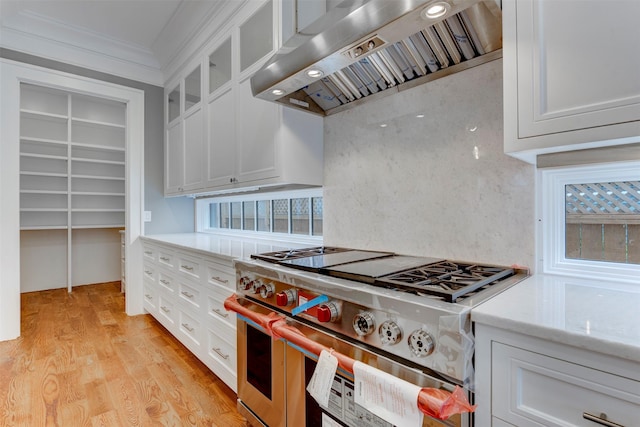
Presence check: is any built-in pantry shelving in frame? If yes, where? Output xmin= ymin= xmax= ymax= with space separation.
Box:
xmin=19 ymin=83 xmax=126 ymax=291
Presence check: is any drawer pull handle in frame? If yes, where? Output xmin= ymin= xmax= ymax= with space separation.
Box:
xmin=212 ymin=347 xmax=229 ymax=360
xmin=160 ymin=279 xmax=170 ymax=285
xmin=211 ymin=276 xmax=229 ymax=284
xmin=212 ymin=308 xmax=229 ymax=318
xmin=144 ymin=251 xmax=152 ymax=255
xmin=161 ymin=306 xmax=170 ymax=313
xmin=182 ymin=323 xmax=194 ymax=332
xmin=160 ymin=257 xmax=170 ymax=262
xmin=181 ymin=265 xmax=194 ymax=271
xmin=144 ymin=270 xmax=152 ymax=275
xmin=145 ymin=294 xmax=152 ymax=300
xmin=583 ymin=412 xmax=625 ymax=427
xmin=181 ymin=291 xmax=194 ymax=299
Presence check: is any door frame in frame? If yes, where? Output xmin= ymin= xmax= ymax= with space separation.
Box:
xmin=0 ymin=58 xmax=145 ymax=341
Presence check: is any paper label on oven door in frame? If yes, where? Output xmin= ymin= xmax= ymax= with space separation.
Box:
xmin=353 ymin=361 xmax=424 ymax=427
xmin=322 ymin=413 xmax=342 ymax=427
xmin=307 ymin=350 xmax=338 ymax=408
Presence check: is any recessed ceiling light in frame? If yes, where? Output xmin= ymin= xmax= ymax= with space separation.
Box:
xmin=421 ymin=2 xmax=450 ymax=20
xmin=306 ymin=69 xmax=324 ymax=78
xmin=416 ymin=114 xmax=425 ymax=118
xmin=380 ymin=124 xmax=387 ymax=128
xmin=272 ymin=89 xmax=285 ymax=96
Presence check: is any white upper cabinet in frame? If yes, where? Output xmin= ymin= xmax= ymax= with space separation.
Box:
xmin=503 ymin=0 xmax=640 ymax=163
xmin=166 ymin=0 xmax=324 ymax=196
xmin=165 ymin=62 xmax=206 ymax=195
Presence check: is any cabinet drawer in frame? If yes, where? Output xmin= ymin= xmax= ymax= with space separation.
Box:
xmin=157 ymin=271 xmax=176 ymax=293
xmin=177 ymin=253 xmax=202 ymax=280
xmin=177 ymin=279 xmax=202 ymax=310
xmin=157 ymin=294 xmax=177 ymax=329
xmin=204 ymin=283 xmax=236 ymax=329
xmin=158 ymin=249 xmax=175 ymax=269
xmin=205 ymin=262 xmax=234 ymax=290
xmin=178 ymin=308 xmax=202 ymax=348
xmin=205 ymin=324 xmax=236 ymax=373
xmin=142 ymin=263 xmax=156 ymax=282
xmin=143 ymin=282 xmax=157 ymax=311
xmin=492 ymin=343 xmax=640 ymax=427
xmin=142 ymin=245 xmax=157 ymax=262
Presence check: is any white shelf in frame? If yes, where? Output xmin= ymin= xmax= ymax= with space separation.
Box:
xmin=20 ymin=189 xmax=67 ymax=195
xmin=72 ymin=224 xmax=125 ymax=229
xmin=71 ymin=191 xmax=125 ymax=196
xmin=20 ymin=153 xmax=68 ymax=161
xmin=71 ymin=116 xmax=126 ymax=129
xmin=71 ymin=174 xmax=125 ymax=181
xmin=71 ymin=208 xmax=125 ymax=212
xmin=20 ymin=136 xmax=68 ymax=145
xmin=71 ymin=157 xmax=125 ymax=166
xmin=20 ymin=208 xmax=67 ymax=212
xmin=70 ymin=142 xmax=125 ymax=152
xmin=21 ymin=225 xmax=69 ymax=231
xmin=20 ymin=109 xmax=68 ymax=121
xmin=20 ymin=171 xmax=67 ymax=178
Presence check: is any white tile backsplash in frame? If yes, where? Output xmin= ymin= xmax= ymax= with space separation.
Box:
xmin=323 ymin=59 xmax=536 ymax=269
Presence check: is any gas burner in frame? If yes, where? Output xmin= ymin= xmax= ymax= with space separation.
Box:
xmin=251 ymin=246 xmax=350 ymax=263
xmin=376 ymin=262 xmax=515 ymax=302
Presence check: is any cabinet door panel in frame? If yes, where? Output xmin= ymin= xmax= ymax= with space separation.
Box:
xmin=516 ymin=0 xmax=640 ymax=138
xmin=165 ymin=121 xmax=184 ymax=194
xmin=183 ymin=108 xmax=204 ymax=191
xmin=492 ymin=342 xmax=640 ymax=427
xmin=236 ymin=77 xmax=279 ymax=183
xmin=207 ymin=88 xmax=236 ymax=187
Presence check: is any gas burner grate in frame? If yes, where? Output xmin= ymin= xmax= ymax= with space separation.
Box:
xmin=376 ymin=262 xmax=515 ymax=302
xmin=251 ymin=246 xmax=351 ymax=263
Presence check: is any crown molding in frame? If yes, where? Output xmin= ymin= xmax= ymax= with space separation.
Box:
xmin=0 ymin=6 xmax=164 ymax=85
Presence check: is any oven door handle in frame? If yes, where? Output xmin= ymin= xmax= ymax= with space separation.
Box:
xmin=224 ymin=294 xmax=476 ymax=421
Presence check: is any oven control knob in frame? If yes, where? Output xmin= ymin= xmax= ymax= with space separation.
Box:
xmin=259 ymin=283 xmax=275 ymax=298
xmin=353 ymin=312 xmax=375 ymax=336
xmin=251 ymin=279 xmax=263 ymax=294
xmin=317 ymin=302 xmax=340 ymax=323
xmin=408 ymin=329 xmax=435 ymax=357
xmin=378 ymin=321 xmax=402 ymax=345
xmin=276 ymin=289 xmax=297 ymax=306
xmin=239 ymin=276 xmax=253 ymax=291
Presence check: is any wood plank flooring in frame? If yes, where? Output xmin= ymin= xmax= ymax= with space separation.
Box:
xmin=0 ymin=282 xmax=247 ymax=427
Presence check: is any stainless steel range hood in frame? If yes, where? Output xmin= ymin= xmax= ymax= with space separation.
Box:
xmin=251 ymin=0 xmax=502 ymax=116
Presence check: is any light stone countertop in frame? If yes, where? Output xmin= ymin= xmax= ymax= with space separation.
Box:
xmin=141 ymin=232 xmax=315 ymax=261
xmin=472 ymin=274 xmax=640 ymax=363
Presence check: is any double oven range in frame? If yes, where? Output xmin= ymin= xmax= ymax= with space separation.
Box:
xmin=228 ymin=247 xmax=528 ymax=427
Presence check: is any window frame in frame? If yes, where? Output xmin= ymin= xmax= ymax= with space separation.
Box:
xmin=539 ymin=160 xmax=640 ymax=283
xmin=195 ymin=188 xmax=323 ymax=244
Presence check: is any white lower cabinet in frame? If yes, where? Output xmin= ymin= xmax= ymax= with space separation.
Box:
xmin=492 ymin=343 xmax=639 ymax=427
xmin=140 ymin=240 xmax=237 ymax=392
xmin=475 ymin=325 xmax=640 ymax=427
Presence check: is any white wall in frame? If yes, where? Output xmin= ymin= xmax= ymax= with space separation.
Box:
xmin=323 ymin=60 xmax=536 ymax=269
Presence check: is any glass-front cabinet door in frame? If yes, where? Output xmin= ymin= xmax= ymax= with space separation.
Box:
xmin=209 ymin=37 xmax=232 ymax=95
xmin=167 ymin=84 xmax=181 ymax=123
xmin=239 ymin=0 xmax=273 ymax=73
xmin=184 ymin=65 xmax=202 ymax=111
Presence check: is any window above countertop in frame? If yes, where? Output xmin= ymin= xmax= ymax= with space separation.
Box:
xmin=539 ymin=160 xmax=640 ymax=283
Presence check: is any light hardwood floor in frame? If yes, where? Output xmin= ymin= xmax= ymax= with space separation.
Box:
xmin=0 ymin=282 xmax=247 ymax=426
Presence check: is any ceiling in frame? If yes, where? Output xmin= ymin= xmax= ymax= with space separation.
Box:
xmin=0 ymin=0 xmax=238 ymax=85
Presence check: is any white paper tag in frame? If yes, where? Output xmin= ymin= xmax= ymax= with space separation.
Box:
xmin=353 ymin=361 xmax=424 ymax=427
xmin=306 ymin=349 xmax=339 ymax=408
xmin=321 ymin=413 xmax=342 ymax=427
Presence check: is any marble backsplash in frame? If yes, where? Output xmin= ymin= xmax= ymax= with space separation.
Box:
xmin=322 ymin=59 xmax=536 ymax=269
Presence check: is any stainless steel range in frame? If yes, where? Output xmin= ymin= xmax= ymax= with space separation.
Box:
xmin=228 ymin=247 xmax=528 ymax=427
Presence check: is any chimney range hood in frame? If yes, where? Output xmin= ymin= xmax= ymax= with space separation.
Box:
xmin=250 ymin=0 xmax=502 ymax=116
